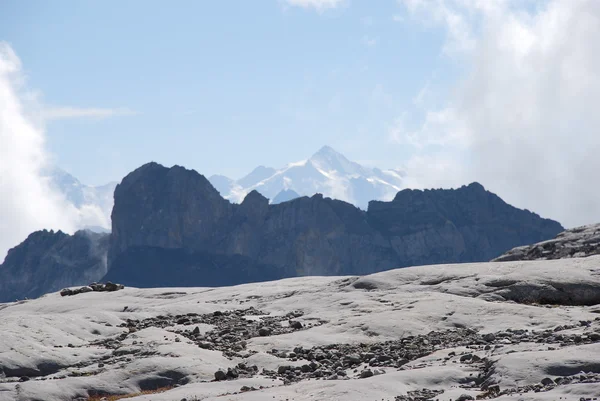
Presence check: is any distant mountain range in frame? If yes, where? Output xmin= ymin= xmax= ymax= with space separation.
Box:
xmin=44 ymin=167 xmax=116 ymax=232
xmin=45 ymin=147 xmax=405 ymax=232
xmin=0 ymin=160 xmax=564 ymax=302
xmin=209 ymin=146 xmax=407 ymax=209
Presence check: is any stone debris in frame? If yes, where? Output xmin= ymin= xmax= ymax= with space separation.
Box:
xmin=494 ymin=223 xmax=600 ymax=261
xmin=6 ymin=303 xmax=600 ymax=400
xmin=60 ymin=282 xmax=124 ymax=297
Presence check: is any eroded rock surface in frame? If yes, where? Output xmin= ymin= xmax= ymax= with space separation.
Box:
xmin=494 ymin=223 xmax=600 ymax=262
xmin=1 ymin=258 xmax=600 ymax=400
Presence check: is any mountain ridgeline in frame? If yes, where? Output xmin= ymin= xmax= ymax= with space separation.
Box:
xmin=104 ymin=162 xmax=563 ymax=288
xmin=0 ymin=161 xmax=564 ymax=302
xmin=0 ymin=230 xmax=109 ymax=302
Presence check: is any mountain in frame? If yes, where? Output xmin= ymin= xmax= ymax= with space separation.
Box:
xmin=1 ymin=161 xmax=563 ymax=301
xmin=44 ymin=167 xmax=116 ymax=231
xmin=272 ymin=189 xmax=301 ymax=204
xmin=0 ymin=229 xmax=109 ymax=303
xmin=106 ymin=162 xmax=563 ymax=288
xmin=2 ymin=256 xmax=600 ymax=400
xmin=493 ymin=223 xmax=600 ymax=261
xmin=208 ymin=146 xmax=406 ymax=209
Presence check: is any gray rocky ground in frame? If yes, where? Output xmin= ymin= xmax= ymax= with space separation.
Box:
xmin=1 ymin=256 xmax=600 ymax=400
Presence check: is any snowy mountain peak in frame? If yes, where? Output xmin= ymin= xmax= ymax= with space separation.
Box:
xmin=309 ymin=145 xmax=365 ymax=177
xmin=311 ymin=145 xmax=342 ymax=159
xmin=209 ymin=146 xmax=406 ymax=209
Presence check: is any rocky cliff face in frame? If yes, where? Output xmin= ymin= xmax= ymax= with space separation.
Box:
xmin=109 ymin=162 xmax=233 ymax=265
xmin=493 ymin=223 xmax=600 ymax=261
xmin=106 ymin=163 xmax=564 ymax=286
xmin=368 ymin=183 xmax=566 ymax=267
xmin=0 ymin=230 xmax=109 ymax=302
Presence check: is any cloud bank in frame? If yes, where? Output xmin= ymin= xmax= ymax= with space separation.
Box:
xmin=0 ymin=43 xmax=80 ymax=261
xmin=42 ymin=106 xmax=136 ymax=120
xmin=397 ymin=0 xmax=600 ymax=228
xmin=0 ymin=43 xmax=120 ymax=261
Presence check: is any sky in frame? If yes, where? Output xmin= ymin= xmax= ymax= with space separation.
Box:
xmin=2 ymin=0 xmax=600 ymax=258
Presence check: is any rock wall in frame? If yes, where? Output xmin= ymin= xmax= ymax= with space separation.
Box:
xmin=106 ymin=163 xmax=564 ymax=286
xmin=0 ymin=230 xmax=109 ymax=302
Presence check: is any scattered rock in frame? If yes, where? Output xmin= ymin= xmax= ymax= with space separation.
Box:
xmin=60 ymin=282 xmax=125 ymax=297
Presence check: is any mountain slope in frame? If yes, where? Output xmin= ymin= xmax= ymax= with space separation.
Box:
xmin=107 ymin=162 xmax=563 ymax=287
xmin=0 ymin=229 xmax=109 ymax=303
xmin=209 ymin=146 xmax=406 ymax=209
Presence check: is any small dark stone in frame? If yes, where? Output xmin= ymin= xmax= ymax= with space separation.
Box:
xmin=258 ymin=327 xmax=272 ymax=336
xmin=278 ymin=365 xmax=292 ymax=374
xmin=345 ymin=354 xmax=361 ymax=364
xmin=289 ymin=320 xmax=303 ymax=329
xmin=214 ymin=370 xmax=227 ymax=381
xmin=360 ymin=369 xmax=374 ymax=379
xmin=541 ymin=377 xmax=554 ymax=386
xmin=589 ymin=333 xmax=600 ymax=341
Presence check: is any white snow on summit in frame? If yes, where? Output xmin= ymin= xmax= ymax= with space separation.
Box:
xmin=210 ymin=146 xmax=406 ymax=209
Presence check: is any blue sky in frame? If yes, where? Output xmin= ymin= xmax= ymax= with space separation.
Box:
xmin=3 ymin=0 xmax=600 ymax=234
xmin=1 ymin=0 xmax=455 ymax=185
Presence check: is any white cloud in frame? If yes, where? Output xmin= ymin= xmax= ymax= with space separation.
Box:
xmin=285 ymin=0 xmax=345 ymax=12
xmin=0 ymin=42 xmax=80 ymax=261
xmin=390 ymin=108 xmax=469 ymax=149
xmin=397 ymin=0 xmax=600 ymax=228
xmin=0 ymin=43 xmax=123 ymax=261
xmin=42 ymin=106 xmax=136 ymax=120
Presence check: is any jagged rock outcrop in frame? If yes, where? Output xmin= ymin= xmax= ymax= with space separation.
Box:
xmin=0 ymin=230 xmax=109 ymax=302
xmin=106 ymin=162 xmax=563 ymax=286
xmin=493 ymin=223 xmax=600 ymax=262
xmin=108 ymin=162 xmax=233 ymax=265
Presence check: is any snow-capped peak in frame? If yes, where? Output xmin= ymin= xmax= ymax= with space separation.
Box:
xmin=210 ymin=146 xmax=406 ymax=209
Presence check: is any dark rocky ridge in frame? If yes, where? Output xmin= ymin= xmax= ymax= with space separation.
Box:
xmin=0 ymin=230 xmax=109 ymax=303
xmin=106 ymin=162 xmax=563 ymax=287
